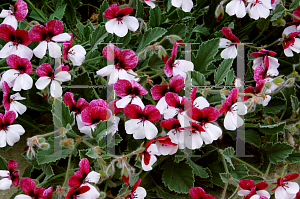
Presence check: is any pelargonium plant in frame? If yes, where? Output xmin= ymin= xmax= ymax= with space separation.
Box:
xmin=0 ymin=0 xmax=300 ymax=199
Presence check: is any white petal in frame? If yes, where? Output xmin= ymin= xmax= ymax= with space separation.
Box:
xmin=284 ymin=48 xmax=294 ymax=57
xmin=50 ymin=81 xmax=62 ymax=98
xmin=185 ymin=131 xmax=203 ymax=150
xmin=248 ymin=5 xmax=259 ymax=20
xmin=131 ymin=97 xmax=145 ymax=109
xmin=7 ymin=124 xmax=25 ymax=136
xmin=0 ymin=42 xmax=14 ymax=58
xmin=145 ymin=1 xmax=156 ymax=8
xmin=238 ymin=190 xmax=251 ymax=196
xmin=116 ymin=95 xmax=132 ymax=108
xmin=108 ymin=70 xmax=119 ymax=85
xmin=235 ymin=0 xmax=246 ymax=18
xmin=105 ymin=19 xmax=118 ymax=34
xmin=0 ymin=130 xmax=7 ymax=148
xmin=135 ymin=187 xmax=147 ymax=198
xmin=175 ymin=60 xmax=194 ymax=72
xmin=144 ymin=120 xmax=158 ymax=140
xmin=86 ymin=171 xmax=100 ymax=184
xmin=52 ymin=33 xmax=71 ymax=42
xmin=0 ymin=10 xmax=11 ymax=18
xmin=252 ymin=57 xmax=263 ymax=70
xmin=147 ymin=144 xmax=159 ymax=155
xmin=285 ymin=182 xmax=300 ymax=194
xmin=2 ymin=15 xmax=18 ymax=30
xmin=257 ymin=4 xmax=270 ymax=19
xmin=35 ymin=77 xmax=51 ymax=90
xmin=236 ymin=102 xmax=247 ymax=115
xmin=21 ymin=74 xmax=33 ymax=90
xmin=78 ymin=184 xmax=100 ymax=199
xmin=10 ymin=101 xmax=26 ymax=115
xmin=0 ymin=178 xmax=12 ymax=190
xmin=171 ymin=0 xmax=182 ymax=8
xmin=16 ymin=45 xmax=33 ymax=60
xmin=226 ymin=0 xmax=238 ymax=16
xmin=113 ymin=20 xmax=128 ymax=37
xmin=79 ymin=126 xmax=93 ymax=138
xmin=275 ymin=186 xmax=293 ymax=199
xmin=122 ymin=16 xmax=139 ymax=32
xmin=55 ymin=71 xmax=71 ymax=82
xmin=96 ymin=65 xmax=114 ymax=77
xmin=68 ymin=45 xmax=86 ymax=66
xmin=48 ymin=42 xmax=62 ymax=58
xmin=193 ymin=97 xmax=210 ymax=109
xmin=219 ymin=38 xmax=231 ymax=48
xmin=142 ymin=155 xmax=157 ymax=171
xmin=156 ymin=97 xmax=168 ymax=114
xmin=156 ymin=142 xmax=175 ymax=156
xmin=0 ymin=170 xmax=9 ymax=177
xmin=5 ymin=127 xmax=21 ymax=146
xmin=256 ymin=190 xmax=270 ymax=198
xmin=117 ymin=69 xmax=131 ymax=81
xmin=202 ymin=123 xmax=222 ymax=144
xmin=181 ymin=0 xmax=193 ymax=12
xmin=221 ymin=46 xmax=237 ymax=59
xmin=76 ymin=114 xmax=85 ymax=130
xmin=12 ymin=75 xmax=23 ymax=91
xmin=224 ymin=112 xmax=237 ymax=131
xmin=11 ymin=93 xmax=26 ymax=101
xmin=15 ymin=195 xmax=32 ymax=199
xmin=125 ymin=119 xmax=142 ymax=135
xmin=163 ymin=107 xmax=178 ymax=119
xmin=33 ymin=41 xmax=47 ymax=59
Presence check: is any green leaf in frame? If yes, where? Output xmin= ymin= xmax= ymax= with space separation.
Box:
xmin=290 ymin=0 xmax=300 ymax=10
xmin=286 ymin=151 xmax=300 ymax=164
xmin=52 ymin=99 xmax=74 ymax=128
xmin=70 ymin=72 xmax=94 ymax=100
xmin=41 ymin=164 xmax=54 ymax=181
xmin=257 ymin=18 xmax=270 ymax=32
xmin=164 ymin=24 xmax=187 ymax=40
xmin=135 ymin=0 xmax=144 ymax=18
xmin=192 ymin=71 xmax=206 ymax=86
xmin=174 ymin=149 xmax=186 ymax=163
xmin=258 ymin=122 xmax=286 ymax=135
xmin=230 ymin=164 xmax=249 ymax=181
xmin=245 ymin=129 xmax=261 ymax=147
xmin=263 ymin=97 xmax=286 ymax=114
xmin=193 ymin=38 xmax=220 ymax=74
xmin=149 ymin=6 xmax=161 ymax=28
xmin=156 ymin=188 xmax=184 ymax=199
xmin=136 ymin=27 xmax=167 ymax=53
xmin=0 ymin=156 xmax=8 ymax=170
xmin=271 ymin=4 xmax=286 ymax=21
xmin=148 ymin=53 xmax=165 ymax=71
xmin=240 ymin=175 xmax=265 ymax=184
xmin=98 ymin=0 xmax=109 ymax=23
xmin=221 ymin=147 xmax=235 ymax=168
xmin=91 ymin=121 xmax=108 ymax=141
xmin=291 ymin=95 xmax=299 ymax=112
xmin=186 ymin=158 xmax=209 ymax=178
xmin=162 ymin=161 xmax=194 ymax=193
xmin=36 ymin=136 xmax=72 ymax=164
xmin=86 ymin=148 xmax=99 ymax=159
xmin=90 ymin=25 xmax=108 ymax=51
xmin=22 ymin=165 xmax=33 ymax=177
xmin=193 ymin=25 xmax=210 ymax=36
xmin=220 ymin=173 xmax=232 ymax=184
xmin=117 ymin=184 xmax=129 ymax=197
xmin=214 ymin=59 xmax=234 ymax=85
xmin=49 ymin=4 xmax=67 ymax=20
xmin=29 ymin=9 xmax=47 ymax=23
xmin=225 ymin=69 xmax=235 ymax=86
xmin=263 ymin=142 xmax=294 ymax=164
xmin=98 ymin=132 xmax=122 ymax=148
xmin=116 ymin=33 xmax=131 ymax=49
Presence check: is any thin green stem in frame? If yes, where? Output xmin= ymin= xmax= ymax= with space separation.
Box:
xmin=16 ymin=117 xmax=44 ymax=134
xmin=287 ymin=12 xmax=300 ymax=21
xmin=243 ymin=44 xmax=259 ymax=49
xmin=280 ymin=106 xmax=287 ymax=120
xmin=63 ymin=142 xmax=78 ymax=187
xmin=221 ymin=183 xmax=228 ymax=199
xmin=104 ymin=178 xmax=110 ymax=192
xmin=0 ymin=66 xmax=11 ymax=70
xmin=288 ymin=165 xmax=297 ymax=173
xmin=38 ymin=172 xmax=66 ymax=187
xmin=149 ymin=71 xmax=164 ymax=79
xmin=25 ymin=0 xmax=48 ymax=22
xmin=165 ymin=8 xmax=177 ymax=19
xmin=221 ymin=153 xmax=229 ymax=173
xmin=37 ymin=127 xmax=63 ymax=137
xmin=83 ymin=56 xmax=102 ymax=64
xmin=265 ymin=39 xmax=281 ymax=49
xmin=36 ymin=173 xmax=45 ymax=182
xmin=44 ymin=1 xmax=54 ymax=12
xmin=232 ymin=156 xmax=271 ymax=180
xmin=265 ymin=163 xmax=272 ymax=176
xmin=92 ymin=87 xmax=100 ymax=99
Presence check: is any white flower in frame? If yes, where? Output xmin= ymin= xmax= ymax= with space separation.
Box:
xmin=246 ymin=0 xmax=272 ymax=20
xmin=145 ymin=0 xmax=156 ymax=8
xmin=171 ymin=0 xmax=193 ymax=12
xmin=225 ymin=0 xmax=246 ymax=18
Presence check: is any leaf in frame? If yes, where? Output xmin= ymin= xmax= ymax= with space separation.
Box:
xmin=271 ymin=4 xmax=285 ymax=21
xmin=116 ymin=33 xmax=131 ymax=49
xmin=164 ymin=24 xmax=187 ymax=40
xmin=291 ymin=95 xmax=299 ymax=112
xmin=117 ymin=184 xmax=129 ymax=197
xmin=22 ymin=165 xmax=33 ymax=177
xmin=41 ymin=164 xmax=54 ymax=181
xmin=29 ymin=9 xmax=47 ymax=23
xmin=156 ymin=188 xmax=184 ymax=199
xmin=52 ymin=99 xmax=74 ymax=128
xmin=290 ymin=0 xmax=300 ymax=10
xmin=90 ymin=25 xmax=108 ymax=51
xmin=149 ymin=6 xmax=161 ymax=28
xmin=193 ymin=25 xmax=210 ymax=36
xmin=70 ymin=72 xmax=94 ymax=101
xmin=49 ymin=4 xmax=67 ymax=20
xmin=286 ymin=151 xmax=300 ymax=164
xmin=214 ymin=59 xmax=234 ymax=85
xmin=230 ymin=164 xmax=249 ymax=181
xmin=192 ymin=71 xmax=206 ymax=86
xmin=36 ymin=136 xmax=72 ymax=164
xmin=174 ymin=149 xmax=186 ymax=163
xmin=225 ymin=69 xmax=235 ymax=86
xmin=148 ymin=53 xmax=165 ymax=71
xmin=135 ymin=0 xmax=144 ymax=18
xmin=91 ymin=121 xmax=108 ymax=141
xmin=257 ymin=18 xmax=270 ymax=32
xmin=263 ymin=96 xmax=285 ymax=113
xmin=0 ymin=156 xmax=8 ymax=170
xmin=208 ymin=161 xmax=225 ymax=187
xmin=193 ymin=38 xmax=220 ymax=74
xmin=220 ymin=173 xmax=232 ymax=184
xmin=162 ymin=161 xmax=194 ymax=193
xmin=186 ymin=157 xmax=209 ymax=178
xmin=136 ymin=27 xmax=167 ymax=53
xmin=98 ymin=0 xmax=109 ymax=23
xmin=263 ymin=142 xmax=294 ymax=164
xmin=221 ymin=147 xmax=235 ymax=168
xmin=86 ymin=148 xmax=99 ymax=159
xmin=240 ymin=175 xmax=265 ymax=184
xmin=245 ymin=129 xmax=261 ymax=147
xmin=258 ymin=122 xmax=286 ymax=135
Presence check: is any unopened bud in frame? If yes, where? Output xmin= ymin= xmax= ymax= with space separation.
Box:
xmin=285 ymin=78 xmax=295 ymax=87
xmin=167 ymin=35 xmax=185 ymax=46
xmin=26 ymin=146 xmax=35 ymax=160
xmin=136 ymin=147 xmax=145 ymax=154
xmin=296 ymin=123 xmax=300 ymax=129
xmin=138 ymin=50 xmax=147 ymax=61
xmin=290 ymin=126 xmax=298 ymax=134
xmin=272 ymin=77 xmax=284 ymax=86
xmin=122 ymin=165 xmax=130 ymax=185
xmin=106 ymin=163 xmax=115 ymax=178
xmin=38 ymin=138 xmax=46 ymax=143
xmin=272 ymin=18 xmax=286 ymax=26
xmin=215 ymin=2 xmax=224 ymax=22
xmin=40 ymin=143 xmax=50 ymax=150
xmin=139 ymin=19 xmax=147 ymax=34
xmin=156 ymin=45 xmax=168 ymax=63
xmin=99 ymin=192 xmax=106 ymax=199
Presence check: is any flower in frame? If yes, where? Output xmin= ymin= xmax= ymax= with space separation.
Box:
xmin=68 ymin=158 xmax=100 ymax=188
xmin=189 ymin=187 xmax=215 ymax=199
xmin=250 ymin=50 xmax=279 ymax=76
xmin=35 ymin=63 xmax=71 ymax=98
xmin=155 ymin=135 xmax=178 ymax=156
xmin=161 ymin=118 xmax=185 ymax=149
xmin=0 ymin=159 xmax=19 ymax=190
xmin=124 ymin=104 xmax=161 ymax=140
xmin=225 ymin=0 xmax=246 ymax=18
xmin=171 ymin=0 xmax=193 ymax=12
xmin=145 ymin=0 xmax=156 ymax=8
xmin=125 ymin=179 xmax=147 ymax=199
xmin=96 ymin=45 xmax=139 ymax=84
xmin=103 ymin=4 xmax=139 ymax=37
xmin=219 ymin=27 xmax=240 ymax=59
xmin=41 ymin=187 xmax=53 ymax=199
xmin=293 ymin=6 xmax=300 ymax=31
xmin=14 ymin=177 xmax=48 ymax=199
xmin=115 ymin=79 xmax=148 ymax=109
xmin=63 ymin=34 xmax=86 ymax=66
xmin=2 ymin=81 xmax=26 ymax=117
xmin=272 ymin=173 xmax=300 ymax=199
xmin=238 ymin=179 xmax=270 ymax=199
xmin=80 ymin=106 xmax=111 ymax=138
xmin=0 ymin=54 xmax=33 ymax=91
xmin=139 ymin=139 xmax=158 ymax=171
xmin=64 ymin=92 xmax=89 ymax=130
xmin=0 ymin=111 xmax=25 ymax=148
xmin=0 ymin=24 xmax=32 ymax=59
xmin=246 ymin=0 xmax=272 ymax=20
xmin=282 ymin=26 xmax=300 ymax=57
xmin=220 ymin=88 xmax=247 ymax=130
xmin=0 ymin=0 xmax=28 ymax=30
xmin=150 ymin=74 xmax=185 ymax=114
xmin=164 ymin=41 xmax=194 ymax=79
xmin=250 ymin=195 xmax=269 ymax=199
xmin=29 ymin=19 xmax=71 ymax=58
xmin=66 ymin=186 xmax=90 ymax=199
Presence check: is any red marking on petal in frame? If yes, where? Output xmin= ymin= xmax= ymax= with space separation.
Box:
xmin=150 ymin=84 xmax=168 ymax=100
xmin=64 ymin=92 xmax=76 ymax=110
xmin=119 ymin=49 xmax=138 ymax=70
xmin=11 ymin=171 xmax=19 ymax=187
xmin=36 ymin=63 xmax=53 ymax=77
xmin=143 ymin=151 xmax=151 ymax=165
xmin=143 ymin=105 xmax=161 ymax=122
xmin=89 ymin=99 xmax=107 ymax=108
xmin=238 ymin=179 xmax=255 ymax=190
xmin=190 ymin=87 xmax=197 ymax=103
xmin=81 ymin=107 xmax=108 ymax=125
xmin=79 ymin=158 xmax=90 ymax=175
xmin=293 ymin=6 xmax=300 ymax=23
xmin=164 ymin=58 xmax=174 ymax=77
xmin=165 ymin=92 xmax=180 ymax=107
xmin=284 ymin=173 xmax=299 ymax=181
xmin=42 ymin=187 xmax=53 ymax=199
xmin=122 ymin=174 xmax=130 ymax=185
xmin=189 ymin=187 xmax=206 ymax=199
xmin=14 ymin=0 xmax=28 ymax=21
xmin=0 ymin=24 xmax=15 ymax=41
xmin=68 ymin=171 xmax=84 ymax=188
xmin=20 ymin=177 xmax=36 ymax=195
xmin=3 ymin=111 xmax=16 ymax=126
xmin=160 ymin=118 xmax=180 ymax=130
xmin=243 ymin=86 xmax=255 ymax=101
xmin=171 ymin=41 xmax=178 ymax=58
xmin=222 ymin=27 xmax=240 ymax=43
xmin=2 ymin=81 xmax=11 ymax=111
xmin=202 ymin=107 xmax=220 ymax=122
xmin=115 ymin=7 xmax=133 ymax=18
xmin=254 ymin=66 xmax=265 ymax=82
xmin=8 ymin=159 xmax=17 ymax=171
xmin=15 ymin=29 xmax=31 ymax=46
xmin=46 ymin=20 xmax=64 ymax=36
xmin=28 ymin=25 xmax=47 ymax=41
xmin=124 ymin=104 xmax=143 ymax=119
xmin=132 ymin=179 xmax=141 ymax=192
xmin=169 ymin=74 xmax=185 ymax=93
xmin=255 ymin=181 xmax=268 ymax=190
xmin=103 ymin=4 xmax=119 ymax=19
xmin=115 ymin=79 xmax=133 ymax=97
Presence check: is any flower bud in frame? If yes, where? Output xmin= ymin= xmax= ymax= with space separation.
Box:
xmin=37 ymin=138 xmax=46 ymax=143
xmin=167 ymin=35 xmax=185 ymax=46
xmin=106 ymin=163 xmax=115 ymax=178
xmin=139 ymin=19 xmax=147 ymax=34
xmin=272 ymin=18 xmax=286 ymax=26
xmin=40 ymin=143 xmax=50 ymax=150
xmin=99 ymin=192 xmax=106 ymax=199
xmin=26 ymin=146 xmax=35 ymax=160
xmin=285 ymin=78 xmax=295 ymax=87
xmin=156 ymin=45 xmax=168 ymax=63
xmin=215 ymin=2 xmax=224 ymax=22
xmin=136 ymin=147 xmax=145 ymax=154
xmin=122 ymin=165 xmax=130 ymax=185
xmin=272 ymin=77 xmax=284 ymax=86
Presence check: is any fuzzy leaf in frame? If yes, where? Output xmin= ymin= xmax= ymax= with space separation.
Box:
xmin=164 ymin=24 xmax=187 ymax=40
xmin=271 ymin=4 xmax=285 ymax=21
xmin=291 ymin=95 xmax=299 ymax=112
xmin=230 ymin=164 xmax=249 ymax=182
xmin=49 ymin=4 xmax=67 ymax=20
xmin=221 ymin=147 xmax=235 ymax=168
xmin=86 ymin=148 xmax=99 ymax=159
xmin=90 ymin=25 xmax=108 ymax=51
xmin=70 ymin=72 xmax=94 ymax=101
xmin=263 ymin=97 xmax=286 ymax=114
xmin=192 ymin=71 xmax=206 ymax=86
xmin=98 ymin=0 xmax=109 ymax=23
xmin=220 ymin=173 xmax=232 ymax=184
xmin=263 ymin=142 xmax=294 ymax=164
xmin=136 ymin=28 xmax=167 ymax=53
xmin=156 ymin=188 xmax=184 ymax=199
xmin=41 ymin=164 xmax=54 ymax=181
xmin=245 ymin=129 xmax=261 ymax=147
xmin=225 ymin=69 xmax=235 ymax=86
xmin=0 ymin=156 xmax=8 ymax=170
xmin=193 ymin=25 xmax=210 ymax=36
xmin=286 ymin=151 xmax=300 ymax=164
xmin=290 ymin=0 xmax=300 ymax=10
xmin=258 ymin=122 xmax=286 ymax=135
xmin=52 ymin=99 xmax=74 ymax=128
xmin=162 ymin=161 xmax=194 ymax=193
xmin=149 ymin=6 xmax=161 ymax=28
xmin=214 ymin=59 xmax=234 ymax=85
xmin=186 ymin=157 xmax=209 ymax=178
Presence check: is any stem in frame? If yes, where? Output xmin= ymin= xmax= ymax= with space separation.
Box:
xmin=287 ymin=12 xmax=300 ymax=21
xmin=36 ymin=173 xmax=45 ymax=182
xmin=16 ymin=117 xmax=44 ymax=134
xmin=165 ymin=8 xmax=178 ymax=19
xmin=0 ymin=66 xmax=11 ymax=70
xmin=146 ymin=93 xmax=156 ymax=105
xmin=92 ymin=87 xmax=100 ymax=99
xmin=221 ymin=154 xmax=229 ymax=173
xmin=37 ymin=127 xmax=63 ymax=137
xmin=63 ymin=141 xmax=78 ymax=187
xmin=265 ymin=163 xmax=272 ymax=177
xmin=38 ymin=172 xmax=66 ymax=187
xmin=104 ymin=178 xmax=110 ymax=192
xmin=243 ymin=44 xmax=259 ymax=49
xmin=221 ymin=182 xmax=228 ymax=199
xmin=265 ymin=39 xmax=281 ymax=49
xmin=288 ymin=165 xmax=297 ymax=173
xmin=279 ymin=106 xmax=287 ymax=120
xmin=83 ymin=56 xmax=102 ymax=64
xmin=25 ymin=0 xmax=48 ymax=22
xmin=44 ymin=1 xmax=54 ymax=12
xmin=232 ymin=156 xmax=271 ymax=180
xmin=149 ymin=71 xmax=164 ymax=79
